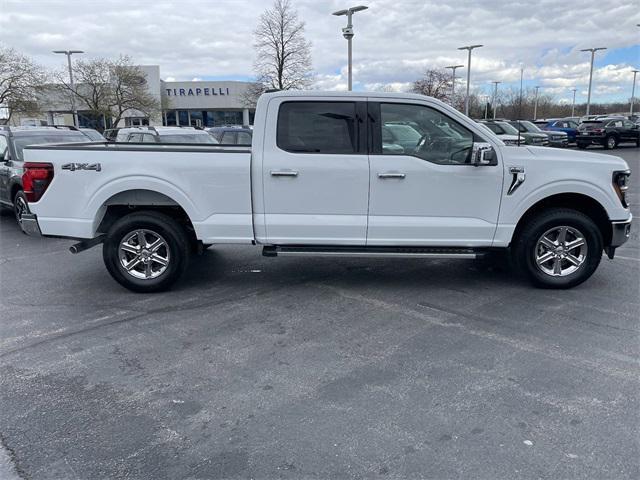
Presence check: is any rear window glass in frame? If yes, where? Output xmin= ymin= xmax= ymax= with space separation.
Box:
xmin=158 ymin=134 xmax=218 ymax=144
xmin=277 ymin=101 xmax=357 ymax=154
xmin=13 ymin=134 xmax=87 ymax=160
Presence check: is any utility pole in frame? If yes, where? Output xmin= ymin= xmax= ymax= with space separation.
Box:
xmin=571 ymin=88 xmax=577 ymax=117
xmin=445 ymin=64 xmax=464 ymax=107
xmin=332 ymin=5 xmax=368 ymax=91
xmin=457 ymin=45 xmax=483 ymax=116
xmin=580 ymin=47 xmax=607 ymax=116
xmin=533 ymin=86 xmax=540 ymax=120
xmin=53 ymin=50 xmax=84 ymax=127
xmin=491 ymin=81 xmax=501 ymax=119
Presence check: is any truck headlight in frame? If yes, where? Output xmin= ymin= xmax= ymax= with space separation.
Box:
xmin=613 ymin=170 xmax=630 ymax=208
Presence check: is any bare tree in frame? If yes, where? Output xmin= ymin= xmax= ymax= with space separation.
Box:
xmin=108 ymin=56 xmax=160 ymax=128
xmin=57 ymin=55 xmax=159 ymax=130
xmin=247 ymin=0 xmax=312 ymax=106
xmin=0 ymin=45 xmax=46 ymax=123
xmin=411 ymin=69 xmax=452 ymax=103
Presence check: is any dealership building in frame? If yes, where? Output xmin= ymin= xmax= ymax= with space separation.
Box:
xmin=10 ymin=65 xmax=255 ymax=128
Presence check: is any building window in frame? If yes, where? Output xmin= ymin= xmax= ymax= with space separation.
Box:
xmin=165 ymin=111 xmax=176 ymax=126
xmin=189 ymin=111 xmax=203 ymax=127
xmin=178 ymin=110 xmax=189 ymax=126
xmin=78 ymin=111 xmax=111 ymax=130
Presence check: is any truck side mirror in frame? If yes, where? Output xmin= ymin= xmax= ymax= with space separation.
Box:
xmin=472 ymin=143 xmax=497 ymax=166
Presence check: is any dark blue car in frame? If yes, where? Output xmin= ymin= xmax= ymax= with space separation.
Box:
xmin=534 ymin=119 xmax=579 ymax=143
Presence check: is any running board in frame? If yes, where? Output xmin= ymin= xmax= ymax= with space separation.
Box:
xmin=262 ymin=245 xmax=481 ymax=259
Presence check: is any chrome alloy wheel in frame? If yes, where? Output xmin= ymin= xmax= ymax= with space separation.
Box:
xmin=118 ymin=229 xmax=170 ymax=280
xmin=534 ymin=226 xmax=587 ymax=277
xmin=14 ymin=195 xmax=29 ymax=226
xmin=607 ymin=136 xmax=616 ymax=149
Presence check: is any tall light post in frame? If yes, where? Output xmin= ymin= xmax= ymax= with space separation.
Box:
xmin=571 ymin=88 xmax=577 ymax=117
xmin=53 ymin=50 xmax=84 ymax=127
xmin=533 ymin=85 xmax=540 ymax=120
xmin=457 ymin=44 xmax=483 ymax=116
xmin=491 ymin=81 xmax=501 ymax=119
xmin=332 ymin=5 xmax=368 ymax=91
xmin=518 ymin=64 xmax=524 ymax=120
xmin=630 ymin=69 xmax=639 ymax=115
xmin=445 ymin=64 xmax=464 ymax=107
xmin=580 ymin=47 xmax=606 ymax=116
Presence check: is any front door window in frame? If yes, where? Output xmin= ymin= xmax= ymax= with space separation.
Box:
xmin=379 ymin=103 xmax=475 ymax=165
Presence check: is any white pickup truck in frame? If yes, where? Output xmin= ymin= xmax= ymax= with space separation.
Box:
xmin=19 ymin=91 xmax=632 ymax=292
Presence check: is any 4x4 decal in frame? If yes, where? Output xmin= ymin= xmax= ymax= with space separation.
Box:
xmin=61 ymin=163 xmax=101 ymax=172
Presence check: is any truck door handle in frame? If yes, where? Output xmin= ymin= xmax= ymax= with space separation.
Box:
xmin=378 ymin=172 xmax=406 ymax=179
xmin=270 ymin=170 xmax=299 ymax=177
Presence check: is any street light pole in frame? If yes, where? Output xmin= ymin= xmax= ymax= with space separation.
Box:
xmin=630 ymin=69 xmax=639 ymax=115
xmin=333 ymin=5 xmax=368 ymax=91
xmin=580 ymin=47 xmax=606 ymax=116
xmin=571 ymin=88 xmax=577 ymax=117
xmin=491 ymin=81 xmax=501 ymax=119
xmin=457 ymin=44 xmax=483 ymax=116
xmin=53 ymin=50 xmax=84 ymax=127
xmin=533 ymin=85 xmax=540 ymax=120
xmin=445 ymin=64 xmax=464 ymax=107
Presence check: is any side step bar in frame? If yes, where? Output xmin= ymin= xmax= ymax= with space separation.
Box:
xmin=262 ymin=245 xmax=481 ymax=259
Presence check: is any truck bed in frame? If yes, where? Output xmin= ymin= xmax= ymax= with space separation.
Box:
xmin=24 ymin=143 xmax=254 ymax=243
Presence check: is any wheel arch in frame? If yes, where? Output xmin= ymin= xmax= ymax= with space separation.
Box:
xmin=511 ymin=193 xmax=612 ymax=247
xmin=94 ymin=189 xmax=196 ymax=243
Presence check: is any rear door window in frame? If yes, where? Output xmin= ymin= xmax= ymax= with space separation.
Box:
xmin=237 ymin=131 xmax=252 ymax=144
xmin=221 ymin=131 xmax=236 ymax=144
xmin=277 ymin=101 xmax=357 ymax=154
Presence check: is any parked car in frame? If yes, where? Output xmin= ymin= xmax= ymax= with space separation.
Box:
xmin=79 ymin=127 xmax=106 ymax=141
xmin=577 ymin=118 xmax=640 ymax=149
xmin=476 ymin=122 xmax=522 ymax=145
xmin=123 ymin=127 xmax=219 ymax=144
xmin=0 ymin=126 xmax=89 ymax=225
xmin=19 ymin=91 xmax=631 ymax=292
xmin=536 ymin=118 xmax=579 ymax=143
xmin=509 ymin=120 xmax=568 ymax=148
xmin=104 ymin=127 xmax=154 ymax=142
xmin=206 ymin=126 xmax=252 ymax=145
xmin=480 ymin=120 xmax=548 ymax=146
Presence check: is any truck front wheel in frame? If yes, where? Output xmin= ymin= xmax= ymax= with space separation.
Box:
xmin=513 ymin=208 xmax=602 ymax=289
xmin=103 ymin=211 xmax=190 ymax=293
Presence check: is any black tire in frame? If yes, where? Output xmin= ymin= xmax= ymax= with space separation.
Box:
xmin=603 ymin=135 xmax=618 ymax=150
xmin=512 ymin=208 xmax=602 ymax=289
xmin=13 ymin=190 xmax=29 ymax=229
xmin=577 ymin=143 xmax=588 ymax=149
xmin=102 ymin=211 xmax=190 ymax=293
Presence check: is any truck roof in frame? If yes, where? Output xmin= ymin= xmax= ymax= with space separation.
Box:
xmin=260 ymin=90 xmax=440 ymax=102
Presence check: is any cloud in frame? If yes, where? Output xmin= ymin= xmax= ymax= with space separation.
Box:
xmin=1 ymin=0 xmax=638 ymax=102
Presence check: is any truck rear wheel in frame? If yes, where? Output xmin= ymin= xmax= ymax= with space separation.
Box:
xmin=103 ymin=211 xmax=190 ymax=293
xmin=513 ymin=208 xmax=602 ymax=289
xmin=13 ymin=190 xmax=29 ymax=228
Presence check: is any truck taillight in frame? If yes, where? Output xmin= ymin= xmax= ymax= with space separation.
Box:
xmin=613 ymin=170 xmax=630 ymax=208
xmin=22 ymin=162 xmax=54 ymax=202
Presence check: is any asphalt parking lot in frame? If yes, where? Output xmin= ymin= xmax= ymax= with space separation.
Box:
xmin=0 ymin=146 xmax=638 ymax=480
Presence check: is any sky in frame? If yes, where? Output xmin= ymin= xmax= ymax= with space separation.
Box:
xmin=1 ymin=0 xmax=639 ymax=104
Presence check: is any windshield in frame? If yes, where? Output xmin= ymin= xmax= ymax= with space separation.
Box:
xmin=385 ymin=124 xmax=422 ymax=143
xmin=81 ymin=130 xmax=105 ymax=141
xmin=496 ymin=122 xmax=520 ymax=135
xmin=520 ymin=121 xmax=543 ymax=133
xmin=158 ymin=134 xmax=219 ymax=144
xmin=13 ymin=134 xmax=87 ymax=160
